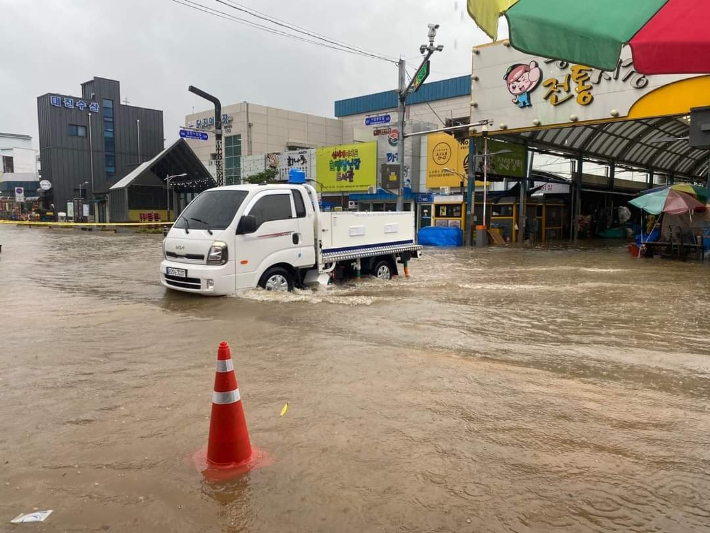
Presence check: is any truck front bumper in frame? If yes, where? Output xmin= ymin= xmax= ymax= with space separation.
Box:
xmin=160 ymin=260 xmax=235 ymax=296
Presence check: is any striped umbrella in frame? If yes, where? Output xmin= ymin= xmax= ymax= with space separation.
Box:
xmin=467 ymin=0 xmax=710 ymax=74
xmin=642 ymin=184 xmax=708 ymax=203
xmin=629 ymin=188 xmax=706 ymax=215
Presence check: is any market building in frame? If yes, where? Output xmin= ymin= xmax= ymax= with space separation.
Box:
xmin=468 ymin=41 xmax=710 ymax=242
xmin=37 ymin=77 xmax=164 ymax=221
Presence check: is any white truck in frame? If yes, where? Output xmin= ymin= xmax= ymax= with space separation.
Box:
xmin=160 ymin=183 xmax=421 ymax=295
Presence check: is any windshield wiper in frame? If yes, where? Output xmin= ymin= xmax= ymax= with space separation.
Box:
xmin=182 ymin=216 xmax=189 ymax=234
xmin=190 ymin=218 xmax=213 ymax=235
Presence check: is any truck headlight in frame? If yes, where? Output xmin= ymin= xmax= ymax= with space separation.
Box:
xmin=207 ymin=241 xmax=228 ymax=265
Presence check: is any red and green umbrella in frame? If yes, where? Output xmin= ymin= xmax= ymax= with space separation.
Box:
xmin=467 ymin=0 xmax=710 ymax=74
xmin=629 ymin=188 xmax=706 ymax=215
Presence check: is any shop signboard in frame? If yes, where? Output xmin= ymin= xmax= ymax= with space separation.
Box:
xmin=189 ymin=114 xmax=234 ymax=130
xmin=471 ymin=42 xmax=705 ymax=134
xmin=531 ymin=182 xmax=570 ymax=196
xmin=14 ymin=187 xmax=24 ymax=202
xmin=66 ymin=201 xmax=74 ymax=219
xmin=426 ymin=133 xmax=525 ymax=188
xmin=316 ymin=142 xmax=377 ymax=192
xmin=39 ymin=180 xmax=52 ymax=191
xmin=416 ymin=193 xmax=434 ymax=203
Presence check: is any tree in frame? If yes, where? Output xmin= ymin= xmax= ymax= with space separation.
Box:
xmin=245 ymin=169 xmax=277 ymax=184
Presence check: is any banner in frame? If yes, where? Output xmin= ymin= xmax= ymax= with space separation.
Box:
xmin=426 ymin=133 xmax=526 ymax=188
xmin=277 ymin=149 xmax=313 ymax=182
xmin=316 ymin=142 xmax=377 ymax=192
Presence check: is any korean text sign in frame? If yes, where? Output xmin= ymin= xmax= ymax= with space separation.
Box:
xmin=316 ymin=142 xmax=377 ymax=192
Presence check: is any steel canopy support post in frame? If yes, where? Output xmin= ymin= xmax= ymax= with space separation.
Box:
xmin=608 ymin=161 xmax=615 ymax=190
xmin=518 ymin=145 xmax=530 ymax=245
xmin=465 ymin=129 xmax=476 ymax=246
xmin=188 ymin=85 xmax=223 ymax=187
xmin=574 ymin=155 xmax=583 ymax=242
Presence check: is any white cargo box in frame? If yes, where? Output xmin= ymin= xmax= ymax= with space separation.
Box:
xmin=319 ymin=211 xmax=420 ymax=263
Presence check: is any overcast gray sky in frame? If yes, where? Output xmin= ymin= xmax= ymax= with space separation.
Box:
xmin=1 ymin=0 xmax=494 ymax=149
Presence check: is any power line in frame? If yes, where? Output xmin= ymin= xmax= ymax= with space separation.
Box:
xmin=214 ymin=0 xmax=399 ymax=63
xmin=173 ymin=0 xmax=395 ymax=61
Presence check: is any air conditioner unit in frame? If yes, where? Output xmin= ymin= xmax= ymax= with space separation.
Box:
xmin=367 ymin=186 xmax=377 ymax=194
xmin=440 ymin=187 xmax=450 ymax=195
xmin=348 ymin=201 xmax=357 ymax=210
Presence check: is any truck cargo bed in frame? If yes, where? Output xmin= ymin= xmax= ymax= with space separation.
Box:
xmin=319 ymin=211 xmax=421 ymax=262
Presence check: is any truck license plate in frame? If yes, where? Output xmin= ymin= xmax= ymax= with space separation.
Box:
xmin=167 ymin=267 xmax=187 ymax=278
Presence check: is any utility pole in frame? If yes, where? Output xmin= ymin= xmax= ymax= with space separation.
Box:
xmin=396 ymin=58 xmax=406 ymax=211
xmin=188 ymin=86 xmax=223 ymax=187
xmin=396 ymin=24 xmax=444 ymax=211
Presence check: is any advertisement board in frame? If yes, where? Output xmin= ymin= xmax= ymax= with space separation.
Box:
xmin=426 ymin=133 xmax=526 ymax=188
xmin=471 ymin=42 xmax=703 ymax=134
xmin=316 ymin=142 xmax=377 ymax=192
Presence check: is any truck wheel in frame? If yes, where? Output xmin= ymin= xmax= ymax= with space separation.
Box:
xmin=259 ymin=267 xmax=294 ymax=292
xmin=372 ymin=259 xmax=393 ymax=280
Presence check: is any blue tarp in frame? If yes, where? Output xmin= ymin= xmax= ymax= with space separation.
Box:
xmin=418 ymin=226 xmax=463 ymax=247
xmin=635 ymin=227 xmax=660 ymax=246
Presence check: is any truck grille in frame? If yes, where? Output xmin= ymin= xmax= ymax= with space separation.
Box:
xmin=164 ymin=274 xmax=202 ymax=290
xmin=165 ymin=251 xmax=205 ymax=263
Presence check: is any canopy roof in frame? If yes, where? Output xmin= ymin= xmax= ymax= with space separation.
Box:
xmin=496 ymin=116 xmax=709 ymax=182
xmin=110 ymin=138 xmax=213 ymax=191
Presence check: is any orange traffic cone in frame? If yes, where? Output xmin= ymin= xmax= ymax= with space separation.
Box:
xmin=192 ymin=342 xmax=270 ymax=481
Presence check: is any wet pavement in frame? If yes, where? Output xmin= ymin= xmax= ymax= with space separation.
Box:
xmin=0 ymin=225 xmax=709 ymax=532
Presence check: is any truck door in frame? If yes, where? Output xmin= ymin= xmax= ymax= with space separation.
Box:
xmin=291 ymin=188 xmax=316 ymax=267
xmin=234 ymin=190 xmax=299 ymax=286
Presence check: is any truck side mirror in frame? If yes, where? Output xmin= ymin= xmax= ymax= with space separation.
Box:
xmin=237 ymin=215 xmax=257 ymax=234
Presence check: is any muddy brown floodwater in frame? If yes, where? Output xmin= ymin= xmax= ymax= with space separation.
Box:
xmin=0 ymin=225 xmax=709 ymax=532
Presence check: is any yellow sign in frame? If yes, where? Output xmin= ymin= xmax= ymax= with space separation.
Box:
xmin=426 ymin=133 xmax=468 ymax=188
xmin=316 ymin=142 xmax=377 ymax=192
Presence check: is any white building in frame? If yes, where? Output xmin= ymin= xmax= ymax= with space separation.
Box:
xmin=0 ymin=132 xmax=39 ymax=199
xmin=184 ymin=102 xmax=343 ymax=184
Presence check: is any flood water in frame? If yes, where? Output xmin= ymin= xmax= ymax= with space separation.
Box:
xmin=1 ymin=225 xmax=709 ymax=532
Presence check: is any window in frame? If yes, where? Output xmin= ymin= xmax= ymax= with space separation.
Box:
xmin=68 ymin=124 xmax=87 ymax=137
xmin=492 ymin=205 xmax=513 ymax=217
xmin=249 ymin=194 xmax=292 ymax=228
xmin=225 ymin=135 xmax=242 ymax=185
xmin=103 ymin=99 xmax=115 ymax=176
xmin=293 ymin=190 xmax=306 ymax=218
xmin=2 ymin=156 xmax=14 ymax=173
xmin=174 ymin=190 xmax=248 ymax=230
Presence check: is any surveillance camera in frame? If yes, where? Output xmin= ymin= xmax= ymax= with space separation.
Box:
xmin=436 ymin=45 xmax=444 ymax=52
xmin=419 ymin=45 xmax=427 ymax=54
xmin=428 ymin=23 xmax=440 ymax=30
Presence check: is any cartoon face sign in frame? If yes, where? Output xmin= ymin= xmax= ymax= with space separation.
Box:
xmin=504 ymin=61 xmax=542 ymax=108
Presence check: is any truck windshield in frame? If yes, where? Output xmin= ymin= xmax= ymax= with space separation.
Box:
xmin=174 ymin=190 xmax=248 ymax=231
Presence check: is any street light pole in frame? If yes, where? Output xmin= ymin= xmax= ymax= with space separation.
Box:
xmin=188 ymin=86 xmax=223 ymax=187
xmin=166 ymin=173 xmax=187 ymax=222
